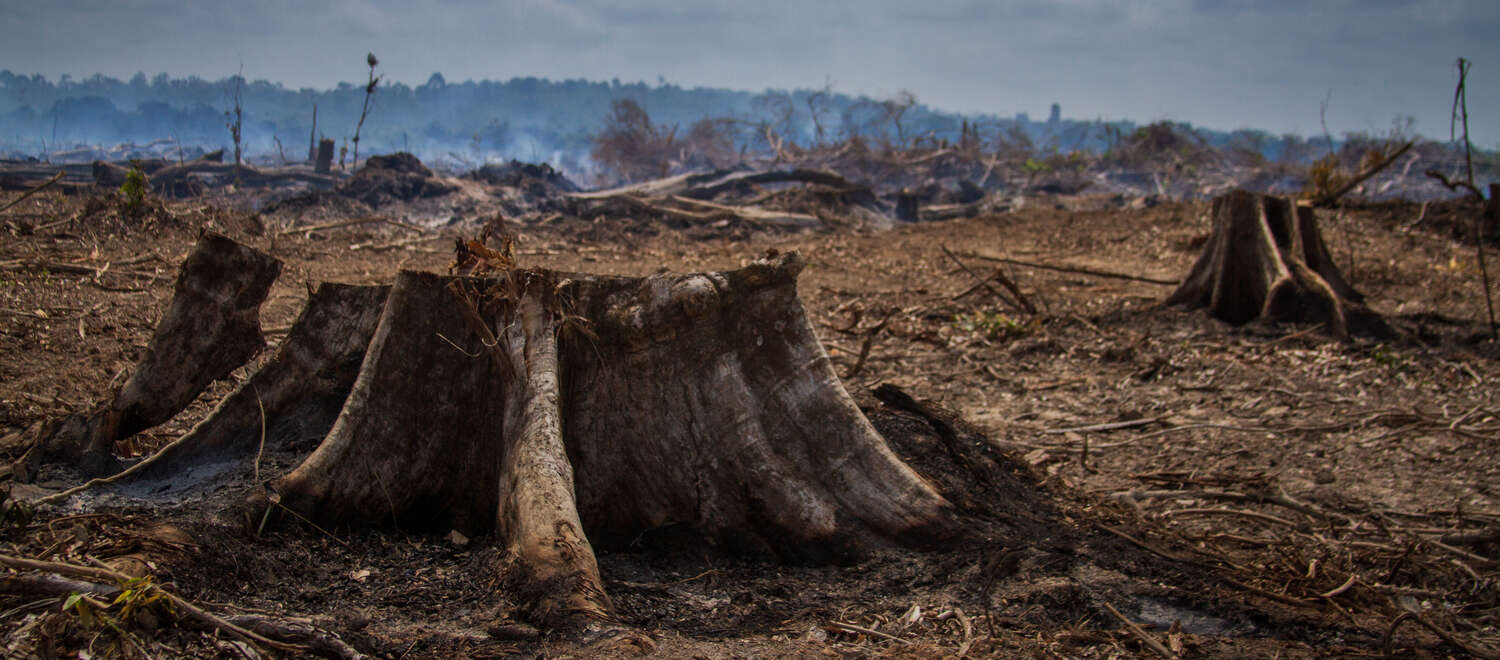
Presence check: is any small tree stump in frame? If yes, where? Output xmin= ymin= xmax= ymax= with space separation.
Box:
xmin=1167 ymin=189 xmax=1386 ymax=338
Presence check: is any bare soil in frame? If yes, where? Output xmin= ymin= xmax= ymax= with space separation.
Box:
xmin=1 ymin=187 xmax=1498 ymax=658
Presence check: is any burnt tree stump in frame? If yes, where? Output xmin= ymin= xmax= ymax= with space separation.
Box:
xmin=1167 ymin=189 xmax=1387 ymax=338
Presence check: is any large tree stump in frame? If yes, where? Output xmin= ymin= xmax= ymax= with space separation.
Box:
xmin=25 ymin=238 xmax=966 ymax=630
xmin=13 ymin=233 xmax=281 ymax=479
xmin=1166 ymin=189 xmax=1386 ymax=338
xmin=231 ymin=253 xmax=961 ymax=629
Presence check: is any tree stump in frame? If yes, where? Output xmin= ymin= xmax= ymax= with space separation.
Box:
xmin=12 ymin=233 xmax=281 ymax=479
xmin=1166 ymin=189 xmax=1386 ymax=338
xmin=153 ymin=251 xmax=957 ymax=629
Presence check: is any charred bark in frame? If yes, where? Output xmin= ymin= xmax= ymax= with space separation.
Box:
xmin=13 ymin=233 xmax=281 ymax=479
xmin=1166 ymin=190 xmax=1388 ymax=339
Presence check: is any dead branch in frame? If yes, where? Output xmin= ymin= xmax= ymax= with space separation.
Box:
xmin=1310 ymin=140 xmax=1414 ymax=207
xmin=1043 ymin=417 xmax=1162 ymax=434
xmin=957 ymin=250 xmax=1179 ymax=285
xmin=223 ymin=614 xmax=366 ymax=660
xmin=1101 ymin=602 xmax=1177 ymax=659
xmin=1424 ymin=169 xmax=1485 ymax=200
xmin=277 ymin=215 xmax=419 ymax=237
xmin=1383 ymin=611 xmax=1500 ymax=660
xmin=825 ymin=620 xmax=912 ymax=645
xmin=941 ymin=245 xmax=1035 ymax=313
xmin=0 ymin=573 xmax=120 ymax=598
xmin=0 ymin=171 xmax=64 ymax=214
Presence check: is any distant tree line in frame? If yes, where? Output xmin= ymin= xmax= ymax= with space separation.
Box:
xmin=0 ymin=69 xmax=1446 ymax=184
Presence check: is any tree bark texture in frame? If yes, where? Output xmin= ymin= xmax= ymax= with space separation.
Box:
xmin=240 ymin=253 xmax=959 ymax=628
xmin=22 ymin=235 xmax=965 ymax=630
xmin=1166 ymin=189 xmax=1385 ymax=338
xmin=13 ymin=233 xmax=281 ymax=478
xmin=120 ymin=282 xmax=388 ymax=485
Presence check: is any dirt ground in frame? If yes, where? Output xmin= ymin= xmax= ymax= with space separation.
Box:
xmin=1 ymin=186 xmax=1498 ymax=658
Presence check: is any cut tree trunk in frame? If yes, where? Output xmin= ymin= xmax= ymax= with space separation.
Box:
xmin=25 ymin=237 xmax=966 ymax=630
xmin=1166 ymin=189 xmax=1387 ymax=339
xmin=235 ymin=252 xmax=960 ymax=629
xmin=12 ymin=233 xmax=281 ymax=479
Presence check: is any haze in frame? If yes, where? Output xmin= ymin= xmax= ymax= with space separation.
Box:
xmin=2 ymin=0 xmax=1498 ymax=146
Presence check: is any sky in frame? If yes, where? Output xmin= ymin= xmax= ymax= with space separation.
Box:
xmin=2 ymin=0 xmax=1498 ymax=146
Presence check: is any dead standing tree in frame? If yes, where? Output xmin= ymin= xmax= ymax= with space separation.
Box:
xmin=24 ymin=234 xmax=962 ymax=630
xmin=351 ymin=53 xmax=381 ymax=169
xmin=1167 ymin=189 xmax=1388 ymax=339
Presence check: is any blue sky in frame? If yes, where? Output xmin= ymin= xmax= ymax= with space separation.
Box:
xmin=2 ymin=0 xmax=1497 ymax=145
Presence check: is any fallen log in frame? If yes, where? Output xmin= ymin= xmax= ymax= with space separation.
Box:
xmin=569 ymin=168 xmax=863 ymax=201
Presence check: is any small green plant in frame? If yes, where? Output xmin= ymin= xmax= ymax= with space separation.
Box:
xmin=1022 ymin=158 xmax=1050 ymax=174
xmin=1370 ymin=343 xmax=1409 ymax=372
xmin=119 ymin=165 xmax=148 ymax=211
xmin=61 ymin=574 xmax=170 ymax=654
xmin=954 ymin=310 xmax=1038 ymax=339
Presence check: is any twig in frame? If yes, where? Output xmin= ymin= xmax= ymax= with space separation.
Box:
xmin=1444 ymin=57 xmax=1495 ymax=338
xmin=0 ymin=553 xmax=304 ymax=654
xmin=1159 ymin=507 xmax=1302 ymax=529
xmin=277 ymin=216 xmax=420 ymax=237
xmin=942 ymin=245 xmax=1036 ymax=313
xmin=844 ymin=311 xmax=893 ymax=379
xmin=252 ymin=385 xmax=266 ymax=484
xmin=825 ymin=620 xmax=912 ymax=645
xmin=1425 ymin=169 xmax=1484 ymax=199
xmin=954 ymin=607 xmax=975 ymax=657
xmin=1043 ymin=417 xmax=1162 ymax=434
xmin=955 ymin=250 xmax=1178 ymax=285
xmin=1119 ymin=489 xmax=1335 ymax=523
xmin=1319 ymin=574 xmax=1358 ymax=599
xmin=1384 ymin=611 xmax=1500 ymax=659
xmin=0 ymin=554 xmax=120 ymax=583
xmin=0 ymin=171 xmax=64 ymax=214
xmin=349 ymin=234 xmax=445 ymax=252
xmin=1101 ymin=602 xmax=1176 ymax=659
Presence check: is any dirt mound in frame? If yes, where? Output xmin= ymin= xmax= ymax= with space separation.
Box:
xmin=260 ymin=152 xmax=460 ymax=220
xmin=340 ymin=152 xmax=457 ymax=206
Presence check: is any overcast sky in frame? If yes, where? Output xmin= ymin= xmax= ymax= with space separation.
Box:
xmin=3 ymin=0 xmax=1498 ymax=146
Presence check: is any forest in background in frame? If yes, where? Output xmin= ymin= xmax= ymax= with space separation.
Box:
xmin=0 ymin=69 xmax=1409 ymax=184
